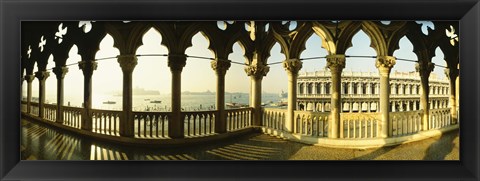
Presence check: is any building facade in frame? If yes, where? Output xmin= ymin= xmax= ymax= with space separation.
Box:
xmin=297 ymin=70 xmax=450 ymax=113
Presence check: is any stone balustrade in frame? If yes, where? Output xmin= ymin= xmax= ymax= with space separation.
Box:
xmin=226 ymin=108 xmax=253 ymax=131
xmin=21 ymin=103 xmax=458 ymax=148
xmin=133 ymin=111 xmax=170 ymax=138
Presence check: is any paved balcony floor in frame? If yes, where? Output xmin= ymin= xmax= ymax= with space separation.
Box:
xmin=21 ymin=119 xmax=459 ymax=160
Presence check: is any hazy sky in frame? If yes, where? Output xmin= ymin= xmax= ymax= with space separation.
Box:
xmin=24 ymin=21 xmax=449 ymax=105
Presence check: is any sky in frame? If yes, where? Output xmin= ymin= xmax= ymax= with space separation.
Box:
xmin=23 ymin=21 xmax=450 ymax=105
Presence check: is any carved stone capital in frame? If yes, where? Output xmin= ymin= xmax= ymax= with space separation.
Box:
xmin=168 ymin=54 xmax=187 ymax=72
xmin=52 ymin=66 xmax=69 ymax=79
xmin=211 ymin=59 xmax=231 ymax=76
xmin=415 ymin=62 xmax=435 ymax=75
xmin=245 ymin=64 xmax=270 ymax=79
xmin=326 ymin=55 xmax=346 ymax=71
xmin=78 ymin=61 xmax=98 ymax=76
xmin=117 ymin=55 xmax=138 ymax=73
xmin=375 ymin=56 xmax=396 ymax=69
xmin=34 ymin=71 xmax=50 ymax=81
xmin=24 ymin=74 xmax=35 ymax=83
xmin=283 ymin=59 xmax=302 ymax=75
xmin=444 ymin=67 xmax=459 ymax=79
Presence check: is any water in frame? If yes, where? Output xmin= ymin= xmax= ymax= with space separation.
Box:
xmin=59 ymin=92 xmax=283 ymax=111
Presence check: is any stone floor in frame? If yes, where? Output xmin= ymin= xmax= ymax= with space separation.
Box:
xmin=21 ymin=119 xmax=459 ymax=160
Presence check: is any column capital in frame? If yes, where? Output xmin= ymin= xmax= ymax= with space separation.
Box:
xmin=117 ymin=54 xmax=138 ymax=73
xmin=245 ymin=64 xmax=270 ymax=79
xmin=78 ymin=60 xmax=98 ymax=74
xmin=444 ymin=67 xmax=459 ymax=79
xmin=24 ymin=74 xmax=35 ymax=83
xmin=34 ymin=71 xmax=50 ymax=81
xmin=211 ymin=59 xmax=231 ymax=76
xmin=168 ymin=54 xmax=187 ymax=71
xmin=415 ymin=62 xmax=435 ymax=75
xmin=375 ymin=56 xmax=396 ymax=69
xmin=283 ymin=59 xmax=302 ymax=75
xmin=52 ymin=66 xmax=69 ymax=79
xmin=326 ymin=54 xmax=346 ymax=70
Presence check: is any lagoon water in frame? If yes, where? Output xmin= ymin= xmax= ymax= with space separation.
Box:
xmin=52 ymin=93 xmax=283 ymax=111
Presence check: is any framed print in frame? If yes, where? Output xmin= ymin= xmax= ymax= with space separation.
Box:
xmin=1 ymin=0 xmax=479 ymax=180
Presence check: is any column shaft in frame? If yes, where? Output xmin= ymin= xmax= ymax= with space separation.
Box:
xmin=118 ymin=55 xmax=138 ymax=137
xmin=376 ymin=56 xmax=396 ymax=138
xmin=79 ymin=61 xmax=97 ymax=131
xmin=326 ymin=55 xmax=345 ymax=138
xmin=53 ymin=67 xmax=68 ymax=124
xmin=283 ymin=59 xmax=302 ymax=133
xmin=168 ymin=54 xmax=187 ymax=138
xmin=212 ymin=59 xmax=230 ymax=133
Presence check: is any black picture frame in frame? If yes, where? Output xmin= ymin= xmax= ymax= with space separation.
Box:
xmin=1 ymin=0 xmax=479 ymax=180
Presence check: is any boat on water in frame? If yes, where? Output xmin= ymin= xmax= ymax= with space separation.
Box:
xmin=103 ymin=101 xmax=116 ymax=104
xmin=150 ymin=100 xmax=162 ymax=104
xmin=226 ymin=102 xmax=248 ymax=109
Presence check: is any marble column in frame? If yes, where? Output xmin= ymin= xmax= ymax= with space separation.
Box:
xmin=117 ymin=55 xmax=138 ymax=137
xmin=79 ymin=61 xmax=97 ymax=131
xmin=445 ymin=67 xmax=458 ymax=124
xmin=168 ymin=54 xmax=187 ymax=138
xmin=326 ymin=55 xmax=345 ymax=138
xmin=416 ymin=62 xmax=434 ymax=131
xmin=35 ymin=71 xmax=50 ymax=119
xmin=282 ymin=59 xmax=302 ymax=133
xmin=52 ymin=66 xmax=68 ymax=124
xmin=245 ymin=63 xmax=269 ymax=127
xmin=376 ymin=55 xmax=396 ymax=138
xmin=212 ymin=59 xmax=231 ymax=133
xmin=24 ymin=75 xmax=35 ymax=113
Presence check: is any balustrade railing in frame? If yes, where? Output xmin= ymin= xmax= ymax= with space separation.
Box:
xmin=226 ymin=108 xmax=253 ymax=131
xmin=133 ymin=111 xmax=170 ymax=138
xmin=63 ymin=106 xmax=82 ymax=129
xmin=44 ymin=104 xmax=57 ymax=122
xmin=262 ymin=108 xmax=286 ymax=131
xmin=31 ymin=102 xmax=39 ymax=116
xmin=389 ymin=110 xmax=422 ymax=137
xmin=183 ymin=111 xmax=216 ymax=137
xmin=91 ymin=109 xmax=121 ymax=136
xmin=429 ymin=108 xmax=451 ymax=129
xmin=340 ymin=113 xmax=379 ymax=139
xmin=294 ymin=111 xmax=329 ymax=137
xmin=21 ymin=101 xmax=27 ymax=112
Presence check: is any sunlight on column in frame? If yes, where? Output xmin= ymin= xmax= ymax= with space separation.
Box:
xmin=133 ymin=28 xmax=170 ymax=112
xmin=64 ymin=45 xmax=84 ymax=107
xmin=92 ymin=34 xmax=121 ymax=110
